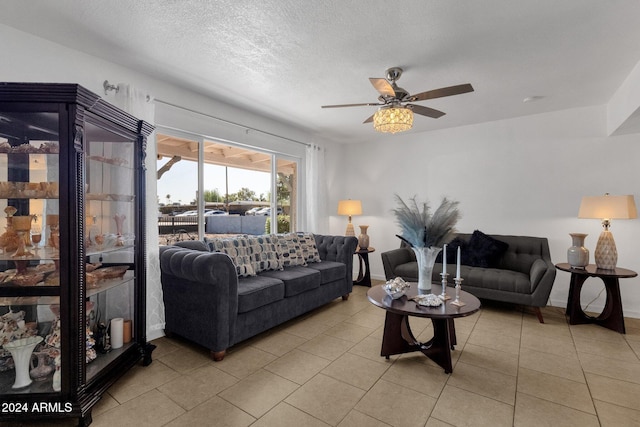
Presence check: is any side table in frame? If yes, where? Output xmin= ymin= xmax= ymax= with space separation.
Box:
xmin=555 ymin=263 xmax=637 ymax=333
xmin=354 ymin=247 xmax=375 ymax=287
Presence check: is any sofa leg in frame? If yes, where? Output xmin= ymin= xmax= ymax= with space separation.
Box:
xmin=342 ymin=294 xmax=350 ymax=301
xmin=211 ymin=350 xmax=226 ymax=361
xmin=533 ymin=307 xmax=544 ymax=324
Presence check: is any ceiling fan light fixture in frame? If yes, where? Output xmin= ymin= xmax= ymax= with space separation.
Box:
xmin=373 ymin=107 xmax=413 ymax=134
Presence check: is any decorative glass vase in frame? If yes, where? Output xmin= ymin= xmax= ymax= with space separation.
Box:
xmin=358 ymin=225 xmax=370 ymax=250
xmin=567 ymin=233 xmax=589 ymax=268
xmin=412 ymin=246 xmax=442 ymax=292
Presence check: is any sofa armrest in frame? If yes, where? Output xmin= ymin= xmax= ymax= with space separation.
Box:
xmin=381 ymin=248 xmax=415 ymax=280
xmin=529 ymin=258 xmax=557 ymax=306
xmin=314 ymin=234 xmax=358 ymax=284
xmin=159 ymin=247 xmax=238 ymax=352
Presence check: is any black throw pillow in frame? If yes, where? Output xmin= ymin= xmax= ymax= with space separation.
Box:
xmin=466 ymin=230 xmax=509 ymax=268
xmin=435 ymin=237 xmax=468 ymax=264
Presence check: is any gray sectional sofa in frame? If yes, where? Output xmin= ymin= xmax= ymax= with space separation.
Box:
xmin=382 ymin=232 xmax=556 ymax=322
xmin=159 ymin=233 xmax=358 ymax=360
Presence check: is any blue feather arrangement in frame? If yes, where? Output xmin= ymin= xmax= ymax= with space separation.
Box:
xmin=392 ymin=194 xmax=461 ymax=248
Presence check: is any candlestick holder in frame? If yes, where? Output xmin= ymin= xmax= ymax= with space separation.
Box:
xmin=439 ymin=272 xmax=451 ymax=300
xmin=450 ymin=277 xmax=466 ymax=307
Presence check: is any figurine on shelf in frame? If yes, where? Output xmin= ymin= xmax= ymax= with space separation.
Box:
xmin=30 ymin=351 xmax=54 ymax=382
xmin=86 ymin=215 xmax=101 ymax=249
xmin=0 ymin=310 xmax=37 ymax=348
xmin=114 ymin=213 xmax=126 ymax=246
xmin=94 ymin=322 xmax=111 ymax=354
xmin=0 ymin=206 xmax=20 ymax=254
xmin=46 ymin=214 xmax=59 ymax=250
xmin=52 ymin=355 xmax=61 ymax=392
xmin=85 ymin=301 xmax=97 ymax=363
xmin=12 ymin=215 xmax=35 ymax=258
xmin=0 ymin=310 xmax=38 ymax=373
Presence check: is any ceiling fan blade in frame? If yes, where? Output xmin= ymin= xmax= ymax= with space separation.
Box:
xmin=363 ymin=114 xmax=375 ymax=124
xmin=408 ymin=83 xmax=474 ymax=102
xmin=321 ymin=102 xmax=380 ymax=108
xmin=406 ymin=104 xmax=446 ymax=118
xmin=369 ymin=78 xmax=395 ymax=97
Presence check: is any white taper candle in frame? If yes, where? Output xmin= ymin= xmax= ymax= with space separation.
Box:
xmin=443 ymin=244 xmax=447 ymax=271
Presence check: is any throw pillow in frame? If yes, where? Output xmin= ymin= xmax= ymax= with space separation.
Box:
xmin=248 ymin=235 xmax=283 ymax=273
xmin=276 ymin=233 xmax=307 ymax=267
xmin=466 ymin=230 xmax=509 ymax=268
xmin=436 ymin=237 xmax=469 ymax=264
xmin=296 ymin=232 xmax=322 ymax=264
xmin=208 ymin=237 xmax=256 ymax=277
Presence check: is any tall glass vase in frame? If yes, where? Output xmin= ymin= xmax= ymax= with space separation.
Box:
xmin=412 ymin=246 xmax=442 ymax=292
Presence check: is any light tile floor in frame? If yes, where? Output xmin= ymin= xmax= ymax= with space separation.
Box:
xmin=6 ymin=281 xmax=640 ymax=426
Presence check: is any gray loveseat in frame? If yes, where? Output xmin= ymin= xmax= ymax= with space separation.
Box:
xmin=159 ymin=233 xmax=358 ymax=360
xmin=381 ymin=232 xmax=556 ymax=322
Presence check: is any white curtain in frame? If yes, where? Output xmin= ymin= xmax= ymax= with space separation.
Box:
xmin=305 ymin=144 xmax=328 ymax=233
xmin=113 ymin=84 xmax=164 ymax=341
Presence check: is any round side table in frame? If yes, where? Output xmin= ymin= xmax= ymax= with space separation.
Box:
xmin=555 ymin=263 xmax=637 ymax=333
xmin=354 ymin=247 xmax=375 ymax=287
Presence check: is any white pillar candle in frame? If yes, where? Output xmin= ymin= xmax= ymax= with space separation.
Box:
xmin=110 ymin=318 xmax=124 ymax=349
xmin=456 ymin=246 xmax=461 ymax=279
xmin=442 ymin=244 xmax=447 ymax=271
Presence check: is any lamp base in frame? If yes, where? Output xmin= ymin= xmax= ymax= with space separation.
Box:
xmin=345 ymin=222 xmax=355 ymax=237
xmin=594 ymin=230 xmax=617 ymax=270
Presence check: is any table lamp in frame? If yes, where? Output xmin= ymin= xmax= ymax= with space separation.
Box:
xmin=337 ymin=199 xmax=362 ymax=236
xmin=578 ymin=193 xmax=637 ymax=270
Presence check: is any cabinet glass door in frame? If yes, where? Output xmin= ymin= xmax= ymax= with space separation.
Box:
xmin=84 ymin=120 xmax=136 ymax=381
xmin=0 ymin=110 xmax=62 ymax=395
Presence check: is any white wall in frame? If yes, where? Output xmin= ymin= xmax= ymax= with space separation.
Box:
xmin=336 ymin=105 xmax=640 ymax=318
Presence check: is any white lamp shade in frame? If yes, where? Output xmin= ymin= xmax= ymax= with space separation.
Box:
xmin=578 ymin=194 xmax=637 ymax=270
xmin=337 ymin=200 xmax=362 ymax=216
xmin=578 ymin=195 xmax=637 ymax=220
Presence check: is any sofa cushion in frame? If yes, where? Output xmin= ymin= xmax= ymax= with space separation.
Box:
xmin=237 ymin=275 xmax=285 ymax=313
xmin=208 ymin=237 xmax=256 ymax=277
xmin=466 ymin=230 xmax=509 ymax=268
xmin=276 ymin=233 xmax=307 ymax=267
xmin=173 ymin=240 xmax=210 ymax=252
xmin=260 ymin=266 xmax=321 ymax=297
xmin=305 ymin=260 xmax=346 ymax=284
xmin=461 ymin=265 xmax=531 ymax=294
xmin=296 ymin=232 xmax=322 ymax=263
xmin=248 ymin=235 xmax=283 ymax=273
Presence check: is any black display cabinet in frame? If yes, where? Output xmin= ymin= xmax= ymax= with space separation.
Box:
xmin=0 ymin=83 xmax=154 ymax=425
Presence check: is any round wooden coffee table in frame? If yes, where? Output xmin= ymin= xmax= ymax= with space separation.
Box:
xmin=367 ymin=283 xmax=481 ymax=373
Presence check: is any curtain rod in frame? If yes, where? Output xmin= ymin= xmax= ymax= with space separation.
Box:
xmin=154 ymin=98 xmax=311 ymax=147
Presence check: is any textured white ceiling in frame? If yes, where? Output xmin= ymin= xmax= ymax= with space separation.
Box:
xmin=1 ymin=1 xmax=640 ymax=143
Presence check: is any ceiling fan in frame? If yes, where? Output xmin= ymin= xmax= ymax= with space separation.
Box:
xmin=321 ymin=67 xmax=474 ymax=133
